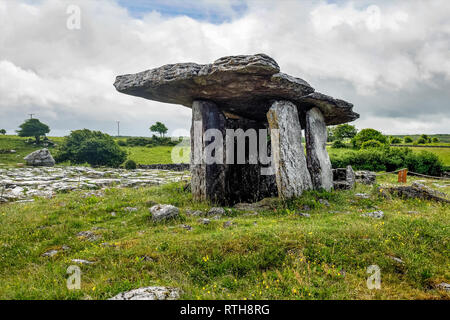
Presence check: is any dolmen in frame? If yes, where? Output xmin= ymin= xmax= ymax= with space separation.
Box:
xmin=114 ymin=54 xmax=359 ymax=204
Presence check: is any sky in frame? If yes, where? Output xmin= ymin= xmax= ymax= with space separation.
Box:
xmin=0 ymin=0 xmax=449 ymax=137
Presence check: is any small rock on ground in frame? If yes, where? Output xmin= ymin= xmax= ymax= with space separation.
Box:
xmin=207 ymin=207 xmax=226 ymax=216
xmin=361 ymin=211 xmax=384 ymax=219
xmin=435 ymin=282 xmax=450 ymax=292
xmin=71 ymin=259 xmax=95 ymax=265
xmin=150 ymin=204 xmax=180 ymax=221
xmin=296 ymin=212 xmax=311 ymax=218
xmin=108 ymin=286 xmax=181 ymax=300
xmin=198 ymin=218 xmax=210 ymax=225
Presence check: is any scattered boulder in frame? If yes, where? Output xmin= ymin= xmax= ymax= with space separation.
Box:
xmin=150 ymin=204 xmax=180 ymax=221
xmin=355 ymin=171 xmax=377 ymax=185
xmin=361 ymin=210 xmax=384 ymax=219
xmin=318 ymin=199 xmax=330 ymax=206
xmin=296 ymin=212 xmax=311 ymax=218
xmin=109 ymin=286 xmax=181 ymax=300
xmin=42 ymin=249 xmax=59 ymax=257
xmin=333 ymin=166 xmax=355 ymax=190
xmin=24 ymin=149 xmax=55 ymax=167
xmin=180 ymin=224 xmax=192 ymax=231
xmin=207 ymin=207 xmax=226 ymax=216
xmin=76 ymin=230 xmax=102 ymax=242
xmin=355 ymin=193 xmax=370 ymax=199
xmin=435 ymin=282 xmax=450 ymax=292
xmin=223 ymin=221 xmax=236 ymax=228
xmin=123 ymin=207 xmax=138 ymax=212
xmin=382 ymin=182 xmax=449 ymax=203
xmin=185 ymin=209 xmax=204 ymax=217
xmin=71 ymin=259 xmax=95 ymax=265
xmin=388 ymin=256 xmax=405 ymax=264
xmin=198 ymin=218 xmax=210 ymax=225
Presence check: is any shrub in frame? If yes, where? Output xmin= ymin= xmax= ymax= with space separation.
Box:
xmin=331 ymin=140 xmax=346 ymax=149
xmin=432 ymin=137 xmax=440 ymax=143
xmin=124 ymin=159 xmax=137 ymax=170
xmin=361 ymin=139 xmax=384 ymax=149
xmin=55 ymin=129 xmax=126 ymax=167
xmin=352 ymin=128 xmax=387 ymax=149
xmin=404 ymin=136 xmax=413 ymax=143
xmin=126 ymin=137 xmax=152 ymax=147
xmin=117 ymin=140 xmax=127 ymax=146
xmin=417 ymin=137 xmax=427 ymax=144
xmin=330 ymin=147 xmax=443 ymax=176
xmin=390 ymin=137 xmax=402 ymax=144
xmin=405 ymin=151 xmax=444 ymax=176
xmin=0 ymin=129 xmax=6 ymax=135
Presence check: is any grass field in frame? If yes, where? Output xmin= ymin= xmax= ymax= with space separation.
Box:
xmin=123 ymin=146 xmax=182 ymax=165
xmin=0 ymin=174 xmax=448 ymax=300
xmin=410 ymin=147 xmax=450 ymax=166
xmin=0 ymin=135 xmax=182 ymax=167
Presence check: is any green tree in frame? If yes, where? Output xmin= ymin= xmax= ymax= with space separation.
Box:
xmin=55 ymin=129 xmax=126 ymax=167
xmin=333 ymin=124 xmax=358 ymax=141
xmin=352 ymin=128 xmax=387 ymax=149
xmin=432 ymin=137 xmax=440 ymax=143
xmin=150 ymin=122 xmax=168 ymax=137
xmin=327 ymin=126 xmax=336 ymax=142
xmin=404 ymin=136 xmax=413 ymax=143
xmin=16 ymin=119 xmax=50 ymax=143
xmin=0 ymin=129 xmax=6 ymax=135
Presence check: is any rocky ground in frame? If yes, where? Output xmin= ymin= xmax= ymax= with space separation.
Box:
xmin=0 ymin=166 xmax=189 ymax=203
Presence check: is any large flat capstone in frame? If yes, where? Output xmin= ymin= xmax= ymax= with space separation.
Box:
xmin=114 ymin=54 xmax=359 ymax=125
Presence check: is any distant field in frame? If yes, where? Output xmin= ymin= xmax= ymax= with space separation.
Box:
xmin=391 ymin=134 xmax=450 ymax=143
xmin=0 ymin=135 xmax=63 ymax=167
xmin=410 ymin=147 xmax=450 ymax=166
xmin=0 ymin=135 xmax=183 ymax=167
xmin=2 ymin=135 xmax=449 ymax=168
xmin=124 ymin=146 xmax=182 ymax=165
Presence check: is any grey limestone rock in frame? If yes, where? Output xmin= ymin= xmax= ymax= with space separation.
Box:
xmin=24 ymin=149 xmax=55 ymax=167
xmin=109 ymin=286 xmax=181 ymax=300
xmin=114 ymin=54 xmax=358 ymax=125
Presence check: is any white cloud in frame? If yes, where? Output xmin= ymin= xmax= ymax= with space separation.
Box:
xmin=0 ymin=0 xmax=449 ymax=136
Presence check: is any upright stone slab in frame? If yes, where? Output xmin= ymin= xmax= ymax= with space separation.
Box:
xmin=267 ymin=100 xmax=312 ymax=198
xmin=190 ymin=100 xmax=227 ymax=203
xmin=305 ymin=107 xmax=333 ymax=191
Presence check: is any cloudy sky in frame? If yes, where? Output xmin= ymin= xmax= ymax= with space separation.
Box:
xmin=0 ymin=0 xmax=449 ymax=137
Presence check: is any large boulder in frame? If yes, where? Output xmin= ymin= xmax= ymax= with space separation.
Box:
xmin=24 ymin=148 xmax=55 ymax=167
xmin=114 ymin=54 xmax=359 ymax=125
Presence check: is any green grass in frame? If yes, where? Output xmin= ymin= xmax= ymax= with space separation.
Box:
xmin=0 ymin=135 xmax=184 ymax=167
xmin=0 ymin=135 xmax=64 ymax=167
xmin=0 ymin=175 xmax=448 ymax=300
xmin=123 ymin=146 xmax=183 ymax=165
xmin=410 ymin=148 xmax=450 ymax=166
